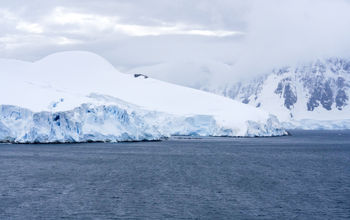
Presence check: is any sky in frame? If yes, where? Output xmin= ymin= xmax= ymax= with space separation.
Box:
xmin=1 ymin=0 xmax=350 ymax=86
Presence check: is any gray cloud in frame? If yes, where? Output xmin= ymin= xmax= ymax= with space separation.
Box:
xmin=0 ymin=0 xmax=246 ymax=68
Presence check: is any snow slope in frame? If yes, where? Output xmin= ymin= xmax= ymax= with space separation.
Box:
xmin=127 ymin=58 xmax=350 ymax=130
xmin=0 ymin=51 xmax=286 ymax=143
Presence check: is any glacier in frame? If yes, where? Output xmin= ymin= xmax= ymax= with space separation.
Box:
xmin=0 ymin=51 xmax=287 ymax=143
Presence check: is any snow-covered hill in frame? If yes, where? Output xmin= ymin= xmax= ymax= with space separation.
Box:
xmin=214 ymin=58 xmax=350 ymax=129
xmin=0 ymin=51 xmax=286 ymax=143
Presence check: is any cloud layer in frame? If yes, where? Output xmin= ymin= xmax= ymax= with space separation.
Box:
xmin=0 ymin=0 xmax=350 ymax=86
xmin=234 ymin=0 xmax=350 ymax=80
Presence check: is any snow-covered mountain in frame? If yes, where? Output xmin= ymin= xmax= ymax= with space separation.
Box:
xmin=0 ymin=51 xmax=286 ymax=143
xmin=213 ymin=58 xmax=350 ymax=129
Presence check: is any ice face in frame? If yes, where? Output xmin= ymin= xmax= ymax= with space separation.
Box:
xmin=0 ymin=103 xmax=286 ymax=143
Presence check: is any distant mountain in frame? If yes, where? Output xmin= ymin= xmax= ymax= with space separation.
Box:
xmin=211 ymin=58 xmax=350 ymax=129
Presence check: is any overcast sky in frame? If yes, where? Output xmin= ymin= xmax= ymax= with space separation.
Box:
xmin=1 ymin=0 xmax=350 ymax=84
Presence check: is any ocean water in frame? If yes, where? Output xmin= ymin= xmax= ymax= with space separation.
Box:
xmin=0 ymin=130 xmax=349 ymax=219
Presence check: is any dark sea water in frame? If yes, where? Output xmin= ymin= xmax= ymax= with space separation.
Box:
xmin=0 ymin=130 xmax=349 ymax=219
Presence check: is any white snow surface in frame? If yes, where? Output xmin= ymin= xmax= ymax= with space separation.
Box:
xmin=0 ymin=51 xmax=286 ymax=143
